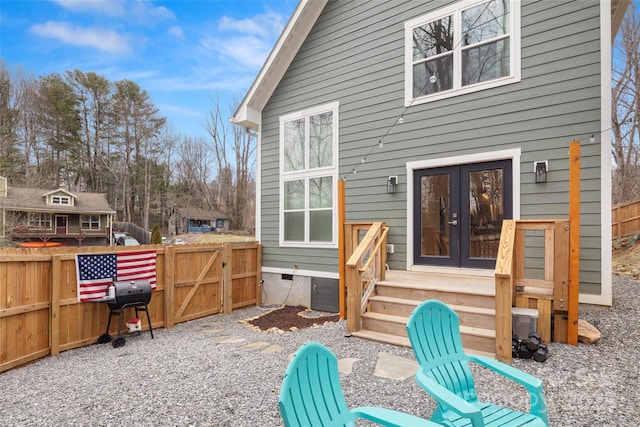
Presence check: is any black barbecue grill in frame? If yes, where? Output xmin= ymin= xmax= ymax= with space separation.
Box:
xmin=97 ymin=280 xmax=154 ymax=348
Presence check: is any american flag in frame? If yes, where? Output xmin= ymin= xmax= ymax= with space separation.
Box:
xmin=76 ymin=250 xmax=157 ymax=302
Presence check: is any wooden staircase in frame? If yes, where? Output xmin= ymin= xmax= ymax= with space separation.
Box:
xmin=351 ymin=270 xmax=497 ymax=357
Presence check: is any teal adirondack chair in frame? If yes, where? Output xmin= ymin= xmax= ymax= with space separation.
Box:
xmin=279 ymin=341 xmax=440 ymax=427
xmin=406 ymin=300 xmax=549 ymax=427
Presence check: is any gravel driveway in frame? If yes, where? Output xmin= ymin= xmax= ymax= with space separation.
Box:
xmin=1 ymin=275 xmax=638 ymax=426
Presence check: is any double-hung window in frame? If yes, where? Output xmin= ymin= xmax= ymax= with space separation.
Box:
xmin=81 ymin=215 xmax=100 ymax=230
xmin=29 ymin=213 xmax=51 ymax=229
xmin=280 ymin=102 xmax=338 ymax=247
xmin=405 ymin=0 xmax=520 ymax=105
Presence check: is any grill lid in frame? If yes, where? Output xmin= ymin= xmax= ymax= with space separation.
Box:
xmin=105 ymin=280 xmax=153 ymax=307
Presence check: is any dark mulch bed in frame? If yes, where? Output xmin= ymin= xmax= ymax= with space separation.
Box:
xmin=247 ymin=305 xmax=340 ymax=331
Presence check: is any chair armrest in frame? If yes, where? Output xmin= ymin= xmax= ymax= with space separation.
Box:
xmin=353 ymin=406 xmax=440 ymax=427
xmin=467 ymin=354 xmax=542 ymax=393
xmin=415 ymin=369 xmax=485 ymax=426
xmin=468 ymin=354 xmax=549 ymax=425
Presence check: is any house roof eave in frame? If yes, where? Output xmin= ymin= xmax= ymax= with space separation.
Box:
xmin=611 ymin=0 xmax=631 ymax=43
xmin=42 ymin=188 xmax=77 ymax=198
xmin=230 ymin=0 xmax=328 ymax=130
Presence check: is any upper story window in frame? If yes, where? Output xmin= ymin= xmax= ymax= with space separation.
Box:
xmin=50 ymin=195 xmax=71 ymax=205
xmin=279 ymin=102 xmax=339 ymax=247
xmin=405 ymin=0 xmax=520 ymax=106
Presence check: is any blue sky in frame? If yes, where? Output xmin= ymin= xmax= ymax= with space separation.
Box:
xmin=0 ymin=0 xmax=298 ymax=139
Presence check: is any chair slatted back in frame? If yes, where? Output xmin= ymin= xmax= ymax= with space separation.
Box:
xmin=279 ymin=342 xmax=355 ymax=427
xmin=407 ymin=300 xmax=478 ymax=403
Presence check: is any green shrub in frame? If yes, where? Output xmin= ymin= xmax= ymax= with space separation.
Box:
xmin=151 ymin=224 xmax=162 ymax=245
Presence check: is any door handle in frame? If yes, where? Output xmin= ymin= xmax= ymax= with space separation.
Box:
xmin=448 ymin=220 xmax=458 ymax=226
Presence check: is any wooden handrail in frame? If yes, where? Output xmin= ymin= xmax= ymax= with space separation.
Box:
xmin=344 ymin=221 xmax=388 ymax=334
xmin=346 ymin=222 xmax=383 ymax=267
xmin=359 ymin=226 xmax=389 ymax=273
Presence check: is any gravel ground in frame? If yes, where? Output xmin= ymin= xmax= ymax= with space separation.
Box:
xmin=1 ymin=275 xmax=638 ymax=426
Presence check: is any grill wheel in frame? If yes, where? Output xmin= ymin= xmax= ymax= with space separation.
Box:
xmin=98 ymin=333 xmax=112 ymax=344
xmin=112 ymin=336 xmax=126 ymax=348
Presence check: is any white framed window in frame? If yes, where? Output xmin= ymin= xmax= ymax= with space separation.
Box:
xmin=50 ymin=195 xmax=71 ymax=205
xmin=405 ymin=0 xmax=520 ymax=106
xmin=29 ymin=213 xmax=52 ymax=228
xmin=81 ymin=215 xmax=100 ymax=230
xmin=279 ymin=102 xmax=339 ymax=247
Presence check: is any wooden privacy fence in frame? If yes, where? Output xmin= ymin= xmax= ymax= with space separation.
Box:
xmin=612 ymin=199 xmax=640 ymax=240
xmin=0 ymin=242 xmax=261 ymax=373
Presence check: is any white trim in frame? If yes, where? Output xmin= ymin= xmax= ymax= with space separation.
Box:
xmin=262 ymin=266 xmax=339 ymax=280
xmin=279 ymin=101 xmax=340 ymax=248
xmin=593 ymin=0 xmax=613 ymax=306
xmin=255 ymin=117 xmax=263 ymax=242
xmin=405 ymin=148 xmax=521 ymax=271
xmin=404 ymin=0 xmax=521 ymax=107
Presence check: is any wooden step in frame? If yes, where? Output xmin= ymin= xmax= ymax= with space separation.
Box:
xmin=351 ymin=329 xmax=411 ymax=348
xmin=351 ymin=329 xmax=496 ymax=359
xmin=375 ymin=281 xmax=495 ymax=310
xmin=368 ymin=296 xmax=496 ymax=330
xmin=360 ymin=312 xmax=496 ymax=354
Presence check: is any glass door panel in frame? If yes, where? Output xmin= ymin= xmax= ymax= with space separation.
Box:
xmin=461 ymin=161 xmax=512 ymax=268
xmin=414 ymin=167 xmax=459 ymax=266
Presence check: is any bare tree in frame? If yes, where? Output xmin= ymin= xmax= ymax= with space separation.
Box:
xmin=612 ymin=3 xmax=640 ymax=204
xmin=203 ymin=95 xmax=256 ymax=231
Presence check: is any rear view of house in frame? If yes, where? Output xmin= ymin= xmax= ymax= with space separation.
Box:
xmin=233 ymin=0 xmax=629 ymax=313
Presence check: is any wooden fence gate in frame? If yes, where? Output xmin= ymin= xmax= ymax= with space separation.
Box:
xmin=0 ymin=242 xmax=261 ymax=373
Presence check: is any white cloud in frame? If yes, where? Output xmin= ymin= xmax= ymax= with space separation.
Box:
xmin=218 ymin=12 xmax=286 ymax=38
xmin=168 ymin=26 xmax=185 ymax=41
xmin=129 ymin=1 xmax=175 ymax=24
xmin=30 ymin=21 xmax=132 ymax=54
xmin=197 ymin=11 xmax=288 ymax=70
xmin=159 ymin=103 xmax=203 ymax=118
xmin=53 ymin=0 xmax=126 ymax=16
xmin=203 ymin=35 xmax=272 ymax=69
xmin=52 ymin=0 xmax=175 ymax=24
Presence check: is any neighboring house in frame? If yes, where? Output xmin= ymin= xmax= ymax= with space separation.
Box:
xmin=175 ymin=208 xmax=227 ymax=234
xmin=0 ymin=177 xmax=116 ymax=247
xmin=232 ymin=0 xmax=629 ymax=309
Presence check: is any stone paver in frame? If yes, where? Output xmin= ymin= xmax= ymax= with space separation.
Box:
xmin=373 ymin=352 xmax=418 ymax=381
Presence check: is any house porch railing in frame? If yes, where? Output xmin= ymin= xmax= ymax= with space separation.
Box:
xmin=494 ymin=219 xmax=577 ymax=363
xmin=9 ymin=225 xmax=110 ymax=239
xmin=344 ymin=221 xmax=389 ymax=334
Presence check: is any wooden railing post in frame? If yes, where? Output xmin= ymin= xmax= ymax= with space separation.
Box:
xmin=338 ymin=179 xmax=346 ymax=319
xmin=494 ymin=220 xmax=516 ymax=363
xmin=568 ymin=141 xmax=580 ymax=345
xmin=345 ymin=262 xmax=362 ymax=334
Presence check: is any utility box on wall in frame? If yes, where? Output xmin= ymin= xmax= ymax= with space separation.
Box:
xmin=311 ymin=277 xmax=339 ymax=313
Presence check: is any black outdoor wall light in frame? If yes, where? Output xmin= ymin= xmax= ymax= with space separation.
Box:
xmin=534 ymin=161 xmax=548 ymax=183
xmin=387 ymin=176 xmax=398 ymax=194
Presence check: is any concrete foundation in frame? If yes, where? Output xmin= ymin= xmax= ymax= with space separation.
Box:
xmin=261 ymin=272 xmax=311 ymax=307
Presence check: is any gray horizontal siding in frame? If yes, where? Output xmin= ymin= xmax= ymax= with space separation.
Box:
xmin=259 ymin=0 xmax=605 ymax=294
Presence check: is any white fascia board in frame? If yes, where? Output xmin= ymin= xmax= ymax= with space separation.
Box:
xmin=593 ymin=0 xmax=613 ymax=306
xmin=230 ymin=0 xmax=328 ymax=129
